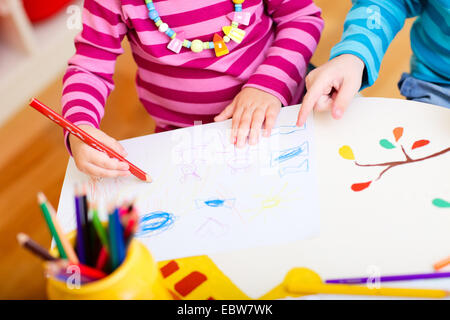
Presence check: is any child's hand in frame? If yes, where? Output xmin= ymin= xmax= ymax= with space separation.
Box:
xmin=69 ymin=125 xmax=131 ymax=179
xmin=297 ymin=54 xmax=365 ymax=126
xmin=214 ymin=87 xmax=282 ymax=148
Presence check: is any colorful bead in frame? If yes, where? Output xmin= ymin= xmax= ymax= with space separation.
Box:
xmin=227 ymin=12 xmax=251 ymax=26
xmin=148 ymin=10 xmax=158 ymax=20
xmin=144 ymin=0 xmax=246 ymax=56
xmin=167 ymin=37 xmax=183 ymax=53
xmin=223 ymin=26 xmax=246 ymax=43
xmin=183 ymin=40 xmax=191 ymax=48
xmin=191 ymin=39 xmax=204 ymax=52
xmin=158 ymin=23 xmax=169 ymax=33
xmin=213 ymin=33 xmax=229 ymax=57
xmin=165 ymin=29 xmax=175 ymax=38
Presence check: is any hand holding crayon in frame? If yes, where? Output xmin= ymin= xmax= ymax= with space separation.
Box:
xmin=29 ymin=98 xmax=152 ymax=183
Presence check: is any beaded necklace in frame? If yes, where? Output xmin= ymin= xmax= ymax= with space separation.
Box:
xmin=144 ymin=0 xmax=251 ymax=57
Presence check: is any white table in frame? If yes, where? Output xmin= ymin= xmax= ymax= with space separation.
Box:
xmin=58 ymin=97 xmax=450 ymax=299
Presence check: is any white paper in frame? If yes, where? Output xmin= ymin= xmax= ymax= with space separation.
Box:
xmin=208 ymin=98 xmax=450 ymax=298
xmin=57 ymin=105 xmax=320 ymax=261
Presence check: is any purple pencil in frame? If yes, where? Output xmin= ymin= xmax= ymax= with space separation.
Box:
xmin=326 ymin=272 xmax=450 ymax=284
xmin=74 ymin=186 xmax=87 ymax=264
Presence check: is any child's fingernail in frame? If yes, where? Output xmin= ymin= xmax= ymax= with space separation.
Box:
xmin=333 ymin=108 xmax=343 ymax=119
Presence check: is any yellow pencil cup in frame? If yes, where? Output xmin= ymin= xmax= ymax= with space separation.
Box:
xmin=46 ymin=231 xmax=172 ymax=300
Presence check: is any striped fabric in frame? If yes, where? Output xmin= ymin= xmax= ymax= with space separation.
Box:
xmin=330 ymin=0 xmax=450 ymax=90
xmin=62 ymin=0 xmax=323 ymax=145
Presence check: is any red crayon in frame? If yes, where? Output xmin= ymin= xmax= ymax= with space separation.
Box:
xmin=95 ymin=247 xmax=110 ymax=271
xmin=124 ymin=217 xmax=137 ymax=240
xmin=75 ymin=263 xmax=107 ymax=280
xmin=29 ymin=98 xmax=152 ymax=183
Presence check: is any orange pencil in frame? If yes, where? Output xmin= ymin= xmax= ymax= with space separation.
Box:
xmin=38 ymin=192 xmax=79 ymax=264
xmin=434 ymin=256 xmax=450 ymax=271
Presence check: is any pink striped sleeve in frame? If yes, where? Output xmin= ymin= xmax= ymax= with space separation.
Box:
xmin=61 ymin=0 xmax=127 ymax=154
xmin=243 ymin=0 xmax=324 ymax=106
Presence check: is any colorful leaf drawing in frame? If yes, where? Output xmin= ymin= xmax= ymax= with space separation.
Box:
xmin=351 ymin=181 xmax=372 ymax=192
xmin=339 ymin=145 xmax=355 ymax=160
xmin=393 ymin=127 xmax=403 ymax=142
xmin=379 ymin=139 xmax=396 ymax=149
xmin=412 ymin=140 xmax=430 ymax=150
xmin=432 ymin=198 xmax=450 ymax=208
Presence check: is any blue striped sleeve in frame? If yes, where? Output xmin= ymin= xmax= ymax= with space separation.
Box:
xmin=330 ymin=0 xmax=423 ymax=89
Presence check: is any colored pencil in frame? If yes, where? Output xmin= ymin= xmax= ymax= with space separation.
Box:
xmin=17 ymin=233 xmax=57 ymax=261
xmin=66 ymin=261 xmax=106 ymax=280
xmin=119 ymin=202 xmax=131 ymax=217
xmin=287 ymin=282 xmax=448 ymax=299
xmin=108 ymin=208 xmax=119 ymax=269
xmin=124 ymin=217 xmax=136 ymax=240
xmin=325 ymin=271 xmax=450 ymax=284
xmin=45 ymin=260 xmax=107 ymax=281
xmin=114 ymin=207 xmax=126 ymax=265
xmin=74 ymin=186 xmax=87 ymax=264
xmin=79 ymin=185 xmax=93 ymax=266
xmin=37 ymin=192 xmax=67 ymax=259
xmin=434 ymin=256 xmax=450 ymax=271
xmin=92 ymin=207 xmax=109 ymax=251
xmin=96 ymin=247 xmax=109 ymax=271
xmin=29 ymin=98 xmax=152 ymax=183
xmin=44 ymin=263 xmax=95 ymax=284
xmin=39 ymin=192 xmax=79 ymax=264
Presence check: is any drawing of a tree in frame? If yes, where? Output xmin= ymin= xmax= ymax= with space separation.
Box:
xmin=338 ymin=127 xmax=450 ymax=207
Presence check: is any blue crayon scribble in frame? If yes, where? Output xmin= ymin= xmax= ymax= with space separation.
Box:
xmin=271 ymin=125 xmax=305 ymax=136
xmin=279 ymin=159 xmax=309 ymax=177
xmin=136 ymin=211 xmax=175 ymax=238
xmin=270 ymin=142 xmax=309 ymax=167
xmin=204 ymin=199 xmax=225 ymax=207
xmin=275 ymin=146 xmax=303 ymax=163
xmin=195 ymin=198 xmax=236 ymax=209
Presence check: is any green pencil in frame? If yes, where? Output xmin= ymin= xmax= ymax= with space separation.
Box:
xmin=92 ymin=207 xmax=109 ymax=251
xmin=37 ymin=192 xmax=67 ymax=259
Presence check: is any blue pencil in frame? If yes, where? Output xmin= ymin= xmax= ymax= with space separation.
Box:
xmin=74 ymin=189 xmax=87 ymax=264
xmin=114 ymin=207 xmax=126 ymax=266
xmin=108 ymin=208 xmax=119 ymax=269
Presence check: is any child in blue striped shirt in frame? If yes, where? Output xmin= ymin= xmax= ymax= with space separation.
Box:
xmin=297 ymin=0 xmax=450 ymax=125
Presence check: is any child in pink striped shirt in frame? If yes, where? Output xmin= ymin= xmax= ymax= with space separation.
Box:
xmin=64 ymin=0 xmax=323 ymax=178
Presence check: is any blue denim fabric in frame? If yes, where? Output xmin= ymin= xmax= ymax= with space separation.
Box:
xmin=398 ymin=73 xmax=450 ymax=109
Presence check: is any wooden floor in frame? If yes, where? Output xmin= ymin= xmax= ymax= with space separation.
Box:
xmin=0 ymin=1 xmax=413 ymax=299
